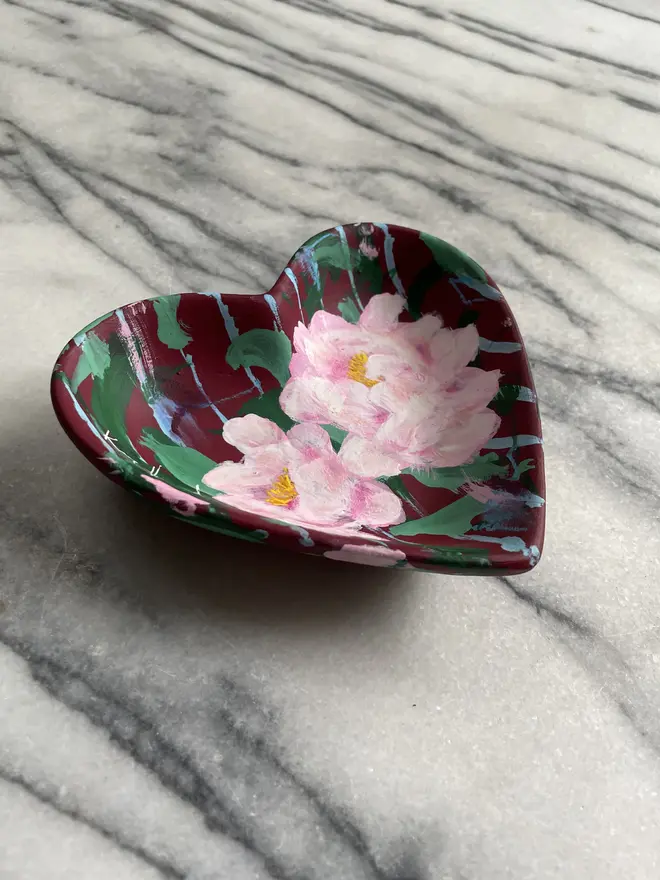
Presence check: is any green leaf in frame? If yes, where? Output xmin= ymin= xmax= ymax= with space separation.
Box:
xmin=140 ymin=428 xmax=217 ymax=490
xmin=383 ymin=474 xmax=420 ymax=508
xmin=490 ymin=384 xmax=522 ymax=417
xmin=338 ymin=297 xmax=360 ymax=324
xmin=321 ymin=424 xmax=348 ymax=451
xmin=424 ymin=546 xmax=492 ymax=568
xmin=226 ymin=328 xmax=292 ymax=387
xmin=303 ymin=274 xmax=324 ymax=320
xmin=390 ymin=496 xmax=485 ymax=537
xmin=71 ymin=332 xmax=110 ymax=392
xmin=420 ymin=232 xmax=487 ymax=283
xmin=153 ymin=295 xmax=192 ymax=350
xmin=239 ymin=388 xmax=295 ymax=432
xmin=313 ymin=240 xmax=353 ymax=271
xmin=354 ymin=252 xmax=383 ymax=294
xmin=90 ymin=343 xmax=137 ymax=457
xmin=405 ymin=453 xmax=509 ymax=493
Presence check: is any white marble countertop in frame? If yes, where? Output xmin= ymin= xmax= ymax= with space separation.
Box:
xmin=2 ymin=0 xmax=660 ymax=877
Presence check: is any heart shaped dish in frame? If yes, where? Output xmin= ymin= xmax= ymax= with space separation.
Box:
xmin=51 ymin=223 xmax=545 ymax=573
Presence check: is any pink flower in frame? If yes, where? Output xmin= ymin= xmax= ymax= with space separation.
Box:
xmin=280 ymin=293 xmax=501 ymax=478
xmin=202 ymin=415 xmax=404 ymax=532
xmin=324 ymin=543 xmax=407 ymax=567
xmin=142 ymin=475 xmax=209 ymax=517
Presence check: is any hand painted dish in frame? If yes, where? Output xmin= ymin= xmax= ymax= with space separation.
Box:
xmin=51 ymin=223 xmax=545 ymax=574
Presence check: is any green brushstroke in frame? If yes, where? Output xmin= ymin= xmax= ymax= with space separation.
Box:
xmin=303 ymin=275 xmax=324 ymax=321
xmin=153 ymin=295 xmax=192 ymax=350
xmin=391 ymin=495 xmax=485 ymax=537
xmin=89 ymin=342 xmax=137 ymax=457
xmin=420 ymin=232 xmax=487 ymax=283
xmin=226 ymin=328 xmax=292 ymax=387
xmin=354 ymin=251 xmax=383 ymax=294
xmin=408 ymin=233 xmax=488 ymax=319
xmin=490 ymin=384 xmax=522 ymax=417
xmin=383 ymin=474 xmax=420 ymax=509
xmin=71 ymin=332 xmax=110 ymax=392
xmin=314 ymin=241 xmax=382 ymax=296
xmin=424 ymin=547 xmax=492 ymax=568
xmin=313 ymin=240 xmax=353 ymax=272
xmin=141 ymin=428 xmax=217 ymax=490
xmin=405 ymin=453 xmax=509 ymax=493
xmin=338 ymin=297 xmax=360 ymax=324
xmin=239 ymin=388 xmax=295 ymax=432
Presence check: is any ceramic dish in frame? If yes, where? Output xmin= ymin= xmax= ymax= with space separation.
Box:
xmin=51 ymin=223 xmax=545 ymax=573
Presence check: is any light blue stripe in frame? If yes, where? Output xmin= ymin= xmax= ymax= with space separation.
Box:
xmin=336 ymin=225 xmax=363 ymax=310
xmin=284 ymin=268 xmax=304 ymax=318
xmin=479 ymin=338 xmax=522 ymax=353
xmin=517 ymin=386 xmax=536 ymax=402
xmin=485 ymin=435 xmax=543 ymax=450
xmin=460 ymin=534 xmax=541 ymax=565
xmin=455 ymin=276 xmax=502 ymax=300
xmin=59 ymin=377 xmax=115 ymax=453
xmin=202 ymin=292 xmax=263 ymax=394
xmin=264 ymin=294 xmax=282 ymax=330
xmin=150 ymin=395 xmax=183 ymax=445
xmin=374 ymin=222 xmax=405 ymax=298
xmin=184 ymin=354 xmax=227 ymax=424
xmin=291 ymin=526 xmax=314 ymax=547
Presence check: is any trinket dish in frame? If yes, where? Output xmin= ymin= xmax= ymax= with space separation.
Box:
xmin=51 ymin=223 xmax=545 ymax=573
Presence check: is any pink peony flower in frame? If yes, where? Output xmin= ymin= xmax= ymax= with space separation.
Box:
xmin=202 ymin=415 xmax=404 ymax=532
xmin=142 ymin=475 xmax=210 ymax=517
xmin=324 ymin=543 xmax=407 ymax=567
xmin=280 ymin=293 xmax=501 ymax=478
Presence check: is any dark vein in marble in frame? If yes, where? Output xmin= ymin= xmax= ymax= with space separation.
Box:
xmin=0 ymin=765 xmax=183 ymax=879
xmin=0 ymin=599 xmax=411 ymax=880
xmin=8 ymin=0 xmax=657 ymax=258
xmin=388 ymin=0 xmax=660 ymax=83
xmin=582 ymin=0 xmax=660 ymax=26
xmin=3 ymin=0 xmax=70 ymax=24
xmin=496 ymin=577 xmax=660 ymax=755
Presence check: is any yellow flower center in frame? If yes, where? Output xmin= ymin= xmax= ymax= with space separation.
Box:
xmin=347 ymin=351 xmax=379 ymax=388
xmin=266 ymin=468 xmax=298 ymax=507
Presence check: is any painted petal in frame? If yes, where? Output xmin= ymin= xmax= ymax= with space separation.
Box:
xmin=282 ymin=376 xmax=384 ymax=437
xmin=280 ymin=376 xmax=335 ymax=423
xmin=449 ymin=367 xmax=501 ymax=412
xmin=286 ymin=423 xmax=334 ymax=459
xmin=364 ymin=353 xmax=409 ymax=382
xmin=427 ymin=410 xmax=500 ymax=468
xmin=339 ymin=434 xmax=404 ymax=478
xmin=308 ymin=310 xmax=351 ymax=334
xmin=325 ymin=543 xmax=406 ymax=567
xmin=223 ymin=414 xmax=286 ymax=453
xmin=349 ymin=478 xmax=405 ymax=526
xmin=292 ymin=457 xmax=355 ymax=525
xmin=142 ymin=475 xmax=206 ymax=515
xmin=430 ymin=325 xmax=479 ymax=382
xmin=359 ymin=293 xmax=405 ymax=332
xmin=289 ymin=351 xmax=312 ymax=378
xmin=396 ymin=313 xmax=444 ymax=345
xmin=203 ymin=460 xmax=269 ymax=492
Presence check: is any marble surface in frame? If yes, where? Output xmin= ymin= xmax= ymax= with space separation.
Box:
xmin=2 ymin=0 xmax=660 ymax=876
